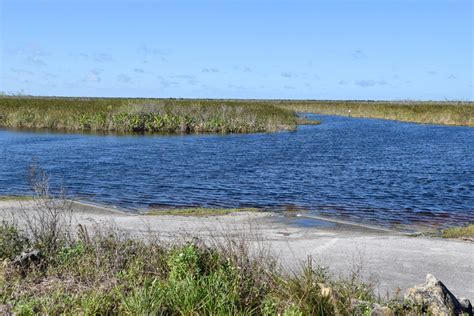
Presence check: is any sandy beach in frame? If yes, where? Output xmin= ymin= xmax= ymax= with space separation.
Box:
xmin=1 ymin=199 xmax=473 ymax=301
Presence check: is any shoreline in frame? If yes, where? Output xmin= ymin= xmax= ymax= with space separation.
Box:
xmin=74 ymin=199 xmax=406 ymax=234
xmin=1 ymin=198 xmax=473 ymax=300
xmin=1 ymin=196 xmax=470 ymax=236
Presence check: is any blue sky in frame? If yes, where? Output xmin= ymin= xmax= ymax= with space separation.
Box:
xmin=1 ymin=0 xmax=472 ymax=100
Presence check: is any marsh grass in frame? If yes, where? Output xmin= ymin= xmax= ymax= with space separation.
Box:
xmin=278 ymin=100 xmax=474 ymax=126
xmin=0 ymin=97 xmax=297 ymax=133
xmin=295 ymin=115 xmax=322 ymax=125
xmin=441 ymin=224 xmax=474 ymax=239
xmin=146 ymin=207 xmax=260 ymax=217
xmin=2 ymin=97 xmax=468 ymax=134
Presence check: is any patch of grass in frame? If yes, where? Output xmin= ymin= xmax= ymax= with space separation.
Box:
xmin=277 ymin=100 xmax=474 ymax=127
xmin=146 ymin=207 xmax=260 ymax=216
xmin=441 ymin=224 xmax=474 ymax=239
xmin=295 ymin=116 xmax=321 ymax=125
xmin=0 ymin=96 xmax=297 ymax=133
xmin=0 ymin=195 xmax=33 ymax=201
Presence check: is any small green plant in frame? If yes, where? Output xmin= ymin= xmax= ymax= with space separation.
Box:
xmin=0 ymin=221 xmax=28 ymax=259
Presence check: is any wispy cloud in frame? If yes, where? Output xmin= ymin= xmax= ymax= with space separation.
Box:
xmin=157 ymin=76 xmax=179 ymax=88
xmin=82 ymin=68 xmax=103 ymax=82
xmin=117 ymin=73 xmax=132 ymax=83
xmin=448 ymin=74 xmax=456 ymax=79
xmin=10 ymin=45 xmax=49 ymax=66
xmin=134 ymin=68 xmax=145 ymax=74
xmin=80 ymin=52 xmax=114 ymax=63
xmin=228 ymin=83 xmax=247 ymax=90
xmin=338 ymin=80 xmax=348 ymax=85
xmin=138 ymin=45 xmax=168 ymax=62
xmin=233 ymin=65 xmax=253 ymax=73
xmin=284 ymin=85 xmax=295 ymax=90
xmin=10 ymin=68 xmax=34 ymax=76
xmin=27 ymin=56 xmax=46 ymax=66
xmin=427 ymin=70 xmax=437 ymax=75
xmin=352 ymin=49 xmax=367 ymax=60
xmin=5 ymin=44 xmax=49 ymax=66
xmin=202 ymin=68 xmax=219 ymax=73
xmin=171 ymin=74 xmax=196 ymax=80
xmin=138 ymin=45 xmax=167 ymax=56
xmin=281 ymin=72 xmax=293 ymax=78
xmin=174 ymin=74 xmax=198 ymax=85
xmin=354 ymin=79 xmax=388 ymax=87
xmin=43 ymin=72 xmax=58 ymax=79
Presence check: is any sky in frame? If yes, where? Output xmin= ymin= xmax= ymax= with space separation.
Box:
xmin=0 ymin=0 xmax=472 ymax=100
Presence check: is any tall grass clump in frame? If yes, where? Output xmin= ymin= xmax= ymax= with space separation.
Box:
xmin=441 ymin=224 xmax=474 ymax=239
xmin=0 ymin=97 xmax=297 ymax=133
xmin=276 ymin=100 xmax=474 ymax=126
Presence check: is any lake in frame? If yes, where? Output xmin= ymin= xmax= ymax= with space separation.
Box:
xmin=1 ymin=114 xmax=472 ymax=229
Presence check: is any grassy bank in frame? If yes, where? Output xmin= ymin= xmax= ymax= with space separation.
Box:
xmin=0 ymin=97 xmax=296 ymax=134
xmin=278 ymin=100 xmax=474 ymax=127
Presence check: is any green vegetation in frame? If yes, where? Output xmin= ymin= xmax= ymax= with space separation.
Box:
xmin=441 ymin=224 xmax=474 ymax=239
xmin=1 ymin=216 xmax=424 ymax=315
xmin=295 ymin=115 xmax=322 ymax=125
xmin=277 ymin=100 xmax=474 ymax=126
xmin=0 ymin=97 xmax=297 ymax=133
xmin=0 ymin=195 xmax=33 ymax=201
xmin=146 ymin=207 xmax=260 ymax=216
xmin=2 ymin=97 xmax=471 ymax=135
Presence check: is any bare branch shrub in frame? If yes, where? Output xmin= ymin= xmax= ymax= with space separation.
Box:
xmin=18 ymin=165 xmax=74 ymax=255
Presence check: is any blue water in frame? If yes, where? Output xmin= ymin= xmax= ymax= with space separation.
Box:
xmin=0 ymin=115 xmax=473 ymax=228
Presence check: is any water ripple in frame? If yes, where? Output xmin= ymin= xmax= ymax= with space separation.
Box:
xmin=0 ymin=114 xmax=473 ymax=229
